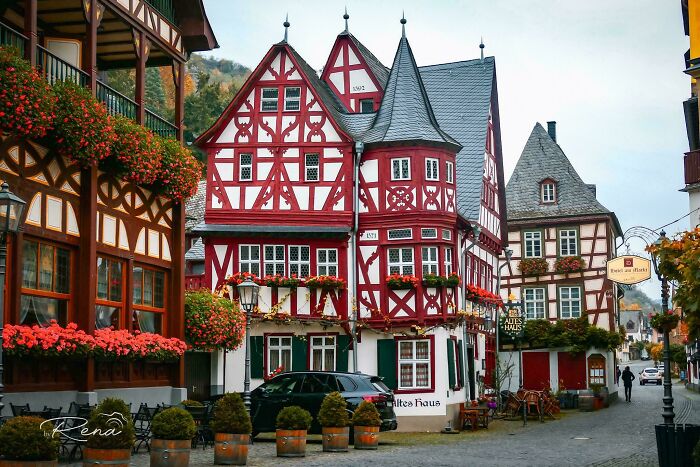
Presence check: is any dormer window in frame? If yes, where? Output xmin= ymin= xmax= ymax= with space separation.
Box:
xmin=541 ymin=181 xmax=556 ymax=204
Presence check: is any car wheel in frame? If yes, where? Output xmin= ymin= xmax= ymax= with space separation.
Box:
xmin=640 ymin=381 xmax=644 ymax=385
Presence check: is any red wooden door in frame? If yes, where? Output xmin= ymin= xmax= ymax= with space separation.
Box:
xmin=557 ymin=352 xmax=587 ymax=390
xmin=522 ymin=352 xmax=550 ymax=390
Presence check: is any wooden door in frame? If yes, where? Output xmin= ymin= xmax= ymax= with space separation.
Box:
xmin=184 ymin=351 xmax=211 ymax=401
xmin=522 ymin=352 xmax=550 ymax=390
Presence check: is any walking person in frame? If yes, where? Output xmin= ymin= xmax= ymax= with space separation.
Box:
xmin=621 ymin=366 xmax=635 ymax=402
xmin=616 ymin=366 xmax=621 ymax=386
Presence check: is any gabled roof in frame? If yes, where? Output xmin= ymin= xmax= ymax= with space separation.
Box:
xmin=185 ymin=238 xmax=205 ymax=261
xmin=362 ymin=35 xmax=461 ymax=151
xmin=506 ymin=123 xmax=622 ymax=233
xmin=419 ymin=57 xmax=498 ymax=221
xmin=344 ymin=33 xmax=390 ymax=88
xmin=185 ymin=180 xmax=207 ymax=232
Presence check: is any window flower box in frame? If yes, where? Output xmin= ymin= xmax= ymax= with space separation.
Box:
xmin=554 ymin=256 xmax=585 ymax=274
xmin=304 ymin=275 xmax=346 ymax=290
xmin=385 ymin=273 xmax=419 ymax=290
xmin=422 ymin=273 xmax=444 ymax=287
xmin=465 ymin=284 xmax=502 ymax=307
xmin=443 ymin=273 xmax=461 ymax=288
xmin=226 ymin=272 xmax=260 ymax=286
xmin=518 ymin=258 xmax=549 ymax=276
xmin=261 ymin=274 xmax=302 ymax=288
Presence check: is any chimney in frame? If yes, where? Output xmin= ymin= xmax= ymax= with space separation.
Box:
xmin=547 ymin=121 xmax=557 ymax=142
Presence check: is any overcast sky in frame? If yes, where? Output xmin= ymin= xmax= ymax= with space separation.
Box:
xmin=202 ymin=0 xmax=690 ymax=300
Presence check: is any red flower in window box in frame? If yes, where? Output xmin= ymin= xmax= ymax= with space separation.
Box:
xmin=155 ymin=137 xmax=202 ymax=201
xmin=518 ymin=258 xmax=549 ymax=276
xmin=261 ymin=274 xmax=302 ymax=288
xmin=465 ymin=284 xmax=503 ymax=307
xmin=554 ymin=256 xmax=585 ymax=274
xmin=304 ymin=275 xmax=346 ymax=290
xmin=2 ymin=321 xmax=93 ymax=359
xmin=226 ymin=272 xmax=260 ymax=286
xmin=385 ymin=273 xmax=419 ymax=290
xmin=107 ymin=114 xmax=163 ymax=186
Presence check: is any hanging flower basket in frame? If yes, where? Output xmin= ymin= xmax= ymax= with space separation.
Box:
xmin=554 ymin=256 xmax=585 ymax=274
xmin=649 ymin=311 xmax=680 ymax=333
xmin=385 ymin=273 xmax=419 ymax=290
xmin=156 ymin=137 xmax=202 ymax=201
xmin=518 ymin=258 xmax=549 ymax=276
xmin=185 ymin=290 xmax=246 ymax=351
xmin=108 ymin=114 xmax=162 ymax=186
xmin=304 ymin=275 xmax=346 ymax=290
xmin=261 ymin=274 xmax=302 ymax=288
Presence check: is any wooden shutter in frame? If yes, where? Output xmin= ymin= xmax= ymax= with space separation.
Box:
xmin=447 ymin=339 xmax=456 ymax=389
xmin=250 ymin=336 xmax=264 ymax=378
xmin=377 ymin=339 xmax=397 ymax=390
xmin=336 ymin=334 xmax=350 ymax=372
xmin=457 ymin=340 xmax=465 ymax=388
xmin=292 ymin=335 xmax=307 ymax=371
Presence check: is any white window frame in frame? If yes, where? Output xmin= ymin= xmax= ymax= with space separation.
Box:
xmin=264 ymin=245 xmax=285 ymax=276
xmin=261 ymin=87 xmax=278 ymax=112
xmin=559 ymin=286 xmax=582 ymax=319
xmin=541 ymin=182 xmax=556 ymax=203
xmin=524 ymin=231 xmax=542 ymax=258
xmin=446 ymin=161 xmax=454 ymax=184
xmin=239 ymin=153 xmax=253 ymax=181
xmin=288 ymin=245 xmax=310 ymax=278
xmin=391 ymin=158 xmax=411 ymax=181
xmin=284 ymin=86 xmax=301 ymax=111
xmin=310 ymin=335 xmax=336 ymax=371
xmin=239 ymin=245 xmax=260 ymax=276
xmin=422 ymin=246 xmax=439 ymax=275
xmin=304 ymin=153 xmax=319 ymax=182
xmin=523 ymin=287 xmax=546 ymax=320
xmin=442 ymin=229 xmax=452 ymax=240
xmin=267 ymin=335 xmax=292 ymax=372
xmin=388 ymin=228 xmax=412 ymax=240
xmin=388 ymin=247 xmax=414 ymax=275
xmin=317 ymin=248 xmax=338 ymax=276
xmin=425 ymin=158 xmax=439 ymax=181
xmin=398 ymin=339 xmax=431 ymax=390
xmin=421 ymin=228 xmax=437 ymax=239
xmin=444 ymin=247 xmax=453 ymax=276
xmin=559 ymin=229 xmax=578 ymax=256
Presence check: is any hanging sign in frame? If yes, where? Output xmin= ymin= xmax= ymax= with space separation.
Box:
xmin=500 ymin=304 xmax=524 ymax=338
xmin=606 ymin=255 xmax=651 ymax=285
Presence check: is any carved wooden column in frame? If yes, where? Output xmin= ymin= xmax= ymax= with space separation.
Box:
xmin=81 ymin=0 xmax=100 ymax=93
xmin=173 ymin=60 xmax=185 ymax=142
xmin=171 ymin=202 xmax=186 ymax=387
xmin=23 ymin=0 xmax=37 ymax=65
xmin=134 ymin=30 xmax=148 ymax=125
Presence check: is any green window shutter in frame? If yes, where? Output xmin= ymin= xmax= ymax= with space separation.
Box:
xmin=457 ymin=340 xmax=465 ymax=388
xmin=292 ymin=336 xmax=308 ymax=371
xmin=336 ymin=334 xmax=350 ymax=372
xmin=250 ymin=336 xmax=264 ymax=379
xmin=377 ymin=339 xmax=397 ymax=390
xmin=447 ymin=339 xmax=456 ymax=389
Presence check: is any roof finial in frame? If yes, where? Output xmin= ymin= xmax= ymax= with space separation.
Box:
xmin=344 ymin=7 xmax=349 ymax=33
xmin=479 ymin=37 xmax=485 ymax=62
xmin=283 ymin=14 xmax=290 ymax=42
xmin=400 ymin=11 xmax=407 ymax=38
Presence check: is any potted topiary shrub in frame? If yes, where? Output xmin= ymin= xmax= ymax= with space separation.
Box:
xmin=318 ymin=392 xmax=350 ymax=452
xmin=83 ymin=398 xmax=135 ymax=467
xmin=150 ymin=407 xmax=196 ymax=467
xmin=275 ymin=406 xmax=312 ymax=458
xmin=0 ymin=416 xmax=59 ymax=466
xmin=180 ymin=399 xmax=204 ymax=408
xmin=209 ymin=393 xmax=251 ymax=465
xmin=351 ymin=401 xmax=381 ymax=450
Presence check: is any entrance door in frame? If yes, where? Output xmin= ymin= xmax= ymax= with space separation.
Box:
xmin=467 ymin=347 xmax=476 ymax=400
xmin=184 ymin=352 xmax=211 ymax=401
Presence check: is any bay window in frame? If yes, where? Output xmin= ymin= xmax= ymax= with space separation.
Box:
xmin=132 ymin=265 xmax=166 ymax=334
xmin=317 ymin=248 xmax=338 ymax=276
xmin=96 ymin=256 xmax=124 ymax=329
xmin=388 ymin=247 xmax=414 ymax=275
xmin=422 ymin=246 xmax=438 ymax=275
xmin=20 ymin=240 xmax=71 ymax=326
xmin=444 ymin=247 xmax=453 ymax=275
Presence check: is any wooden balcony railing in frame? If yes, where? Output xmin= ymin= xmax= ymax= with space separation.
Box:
xmin=145 ymin=0 xmax=176 ymax=24
xmin=146 ymin=109 xmax=178 ymax=138
xmin=96 ymin=81 xmax=137 ymax=120
xmin=0 ymin=20 xmax=26 ymax=55
xmin=36 ymin=45 xmax=90 ymax=87
xmin=685 ymin=150 xmax=700 ymax=185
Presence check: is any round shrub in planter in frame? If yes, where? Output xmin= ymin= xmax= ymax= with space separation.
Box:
xmin=180 ymin=399 xmax=204 ymax=407
xmin=351 ymin=401 xmax=381 ymax=450
xmin=150 ymin=408 xmax=195 ymax=467
xmin=83 ymin=398 xmax=135 ymax=467
xmin=275 ymin=406 xmax=312 ymax=458
xmin=210 ymin=393 xmax=251 ymax=465
xmin=318 ymin=391 xmax=350 ymax=452
xmin=0 ymin=416 xmax=59 ymax=466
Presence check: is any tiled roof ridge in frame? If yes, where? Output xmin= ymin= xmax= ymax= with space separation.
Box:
xmin=419 ymin=56 xmax=495 ymax=71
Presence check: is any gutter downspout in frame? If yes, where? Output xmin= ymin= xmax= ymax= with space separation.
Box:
xmin=462 ymin=224 xmax=481 ymax=399
xmin=351 ymin=141 xmax=364 ymax=372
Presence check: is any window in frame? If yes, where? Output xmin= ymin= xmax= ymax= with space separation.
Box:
xmin=311 ymin=335 xmax=336 ymax=371
xmin=96 ymin=256 xmax=124 ymax=329
xmin=425 ymin=158 xmax=439 ymax=181
xmin=267 ymin=336 xmax=292 ymax=372
xmin=284 ymin=87 xmax=301 ymax=111
xmin=541 ymin=182 xmax=556 ymax=203
xmin=559 ymin=229 xmax=578 ymax=256
xmin=391 ymin=158 xmax=410 ymax=180
xmin=388 ymin=248 xmax=414 ymax=275
xmin=446 ymin=161 xmax=454 ymax=184
xmin=559 ymin=286 xmax=582 ymax=319
xmin=20 ymin=240 xmax=71 ymax=326
xmin=317 ymin=248 xmax=338 ymax=276
xmin=360 ymin=99 xmax=374 ymax=113
xmin=264 ymin=245 xmax=285 ymax=276
xmin=239 ymin=245 xmax=260 ymax=276
xmin=422 ymin=247 xmax=439 ymax=275
xmin=388 ymin=228 xmax=412 ymax=240
xmin=444 ymin=247 xmax=453 ymax=276
xmin=421 ymin=228 xmax=437 ymax=239
xmin=239 ymin=153 xmax=253 ymax=181
xmin=442 ymin=229 xmax=452 ymax=240
xmin=523 ymin=287 xmax=546 ymax=320
xmin=465 ymin=255 xmax=473 ymax=284
xmin=261 ymin=87 xmax=278 ymax=111
xmin=399 ymin=340 xmax=431 ymax=389
xmin=588 ymin=355 xmax=606 ymax=386
xmin=289 ymin=246 xmax=310 ymax=277
xmin=132 ymin=265 xmax=166 ymax=334
xmin=524 ymin=231 xmax=542 ymax=258
xmin=304 ymin=154 xmax=319 ymax=182
xmin=480 ymin=263 xmax=487 ymax=289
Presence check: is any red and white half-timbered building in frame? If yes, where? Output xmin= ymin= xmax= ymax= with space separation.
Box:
xmin=194 ymin=16 xmax=507 ymax=430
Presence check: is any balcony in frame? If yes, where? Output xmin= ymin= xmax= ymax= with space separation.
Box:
xmin=145 ymin=0 xmax=176 ymax=24
xmin=685 ymin=150 xmax=700 ymax=186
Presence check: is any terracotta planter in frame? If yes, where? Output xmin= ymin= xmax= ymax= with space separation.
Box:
xmin=322 ymin=426 xmax=349 ymax=452
xmin=353 ymin=425 xmax=379 ymax=450
xmin=0 ymin=461 xmax=58 ymax=467
xmin=214 ymin=433 xmax=249 ymax=465
xmin=82 ymin=448 xmax=131 ymax=467
xmin=592 ymin=396 xmax=604 ymax=411
xmin=276 ymin=429 xmax=307 ymax=457
xmin=150 ymin=439 xmax=191 ymax=467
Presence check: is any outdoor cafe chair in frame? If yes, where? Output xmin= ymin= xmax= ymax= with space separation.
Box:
xmin=10 ymin=403 xmax=29 ymax=416
xmin=133 ymin=404 xmax=160 ymax=453
xmin=185 ymin=406 xmax=211 ymax=449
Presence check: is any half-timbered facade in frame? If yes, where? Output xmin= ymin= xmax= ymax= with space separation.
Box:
xmin=500 ymin=122 xmax=622 ymax=394
xmin=194 ymin=16 xmax=507 ymax=431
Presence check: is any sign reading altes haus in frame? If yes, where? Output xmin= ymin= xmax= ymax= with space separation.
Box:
xmin=606 ymin=255 xmax=652 ymax=285
xmin=501 ymin=306 xmax=524 ymax=338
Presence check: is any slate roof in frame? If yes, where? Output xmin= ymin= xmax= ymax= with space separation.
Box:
xmin=506 ymin=123 xmax=621 ymax=233
xmin=185 ymin=180 xmax=207 ymax=233
xmin=344 ymin=32 xmax=390 ymax=88
xmin=185 ymin=237 xmax=205 ymax=261
xmin=419 ymin=57 xmax=496 ymax=220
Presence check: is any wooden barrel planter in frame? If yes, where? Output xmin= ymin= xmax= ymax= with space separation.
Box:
xmin=82 ymin=448 xmax=131 ymax=467
xmin=322 ymin=426 xmax=349 ymax=452
xmin=214 ymin=433 xmax=249 ymax=465
xmin=578 ymin=390 xmax=594 ymax=412
xmin=0 ymin=461 xmax=58 ymax=467
xmin=276 ymin=429 xmax=307 ymax=457
xmin=149 ymin=439 xmax=191 ymax=467
xmin=353 ymin=426 xmax=379 ymax=450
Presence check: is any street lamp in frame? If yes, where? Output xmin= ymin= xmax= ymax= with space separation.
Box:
xmin=0 ymin=182 xmax=26 ymax=414
xmin=235 ymin=277 xmax=260 ymax=414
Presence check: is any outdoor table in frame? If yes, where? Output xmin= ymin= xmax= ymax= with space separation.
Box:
xmin=460 ymin=405 xmax=489 ymax=430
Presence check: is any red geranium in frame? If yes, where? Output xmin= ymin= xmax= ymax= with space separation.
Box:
xmin=465 ymin=284 xmax=503 ymax=307
xmin=3 ymin=321 xmax=93 ymax=358
xmin=185 ymin=290 xmax=246 ymax=351
xmin=385 ymin=273 xmax=419 ymax=290
xmin=304 ymin=275 xmax=346 ymax=290
xmin=110 ymin=114 xmax=162 ymax=186
xmin=554 ymin=256 xmax=585 ymax=273
xmin=157 ymin=137 xmax=202 ymax=201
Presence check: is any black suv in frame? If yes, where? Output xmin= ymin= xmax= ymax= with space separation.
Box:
xmin=249 ymin=371 xmax=398 ymax=435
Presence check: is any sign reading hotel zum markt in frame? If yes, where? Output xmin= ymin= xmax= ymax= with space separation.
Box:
xmin=606 ymin=255 xmax=652 ymax=285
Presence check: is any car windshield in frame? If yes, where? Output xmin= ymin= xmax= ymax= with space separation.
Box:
xmin=644 ymin=369 xmax=658 ymax=373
